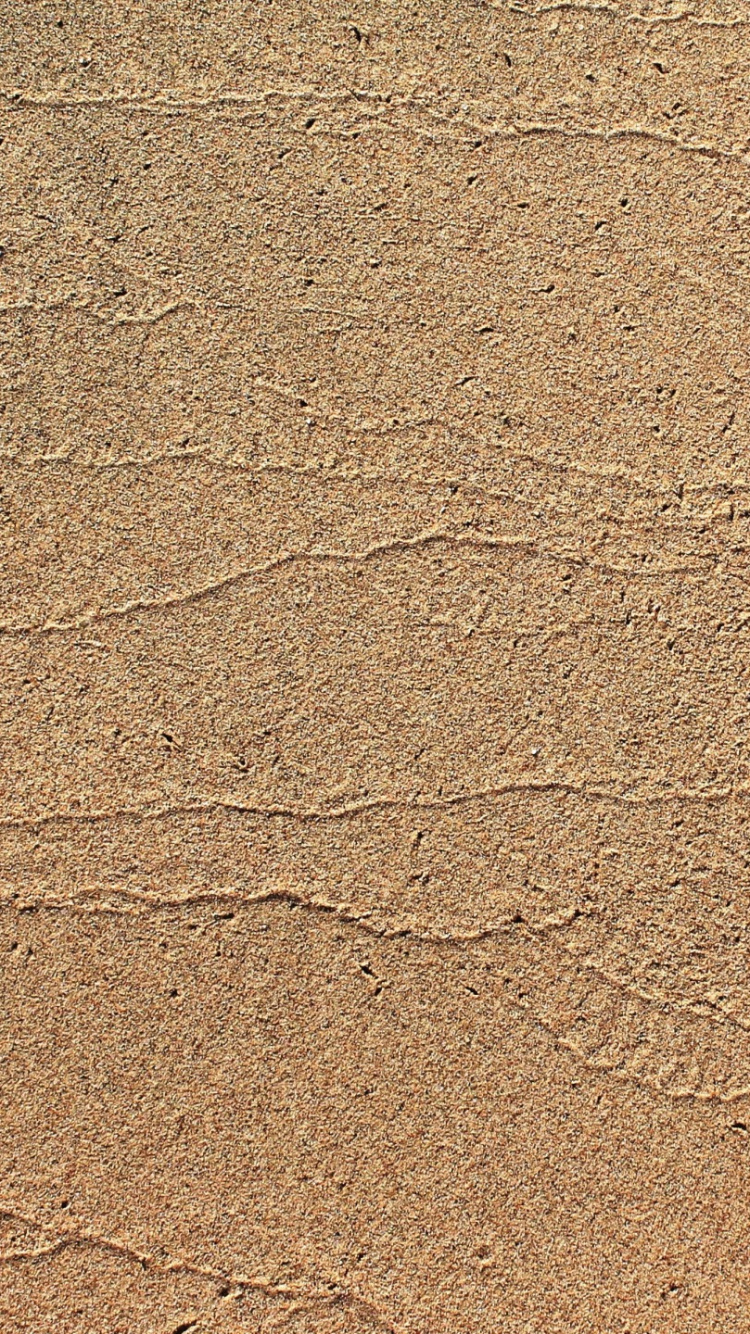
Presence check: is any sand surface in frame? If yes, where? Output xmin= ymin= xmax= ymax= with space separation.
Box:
xmin=2 ymin=3 xmax=750 ymax=1331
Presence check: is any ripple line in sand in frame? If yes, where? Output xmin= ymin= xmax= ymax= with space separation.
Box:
xmin=0 ymin=529 xmax=716 ymax=638
xmin=0 ymin=775 xmax=748 ymax=834
xmin=0 ymin=1204 xmax=398 ymax=1331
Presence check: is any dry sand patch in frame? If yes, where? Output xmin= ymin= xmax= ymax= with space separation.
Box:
xmin=2 ymin=3 xmax=750 ymax=1330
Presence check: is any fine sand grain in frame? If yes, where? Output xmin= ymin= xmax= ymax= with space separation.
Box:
xmin=2 ymin=3 xmax=750 ymax=1331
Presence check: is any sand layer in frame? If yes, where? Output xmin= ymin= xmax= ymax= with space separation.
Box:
xmin=2 ymin=3 xmax=750 ymax=1331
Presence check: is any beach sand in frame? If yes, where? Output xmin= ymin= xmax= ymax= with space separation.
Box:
xmin=1 ymin=3 xmax=750 ymax=1330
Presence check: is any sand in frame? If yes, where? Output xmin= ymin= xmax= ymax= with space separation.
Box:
xmin=2 ymin=2 xmax=750 ymax=1331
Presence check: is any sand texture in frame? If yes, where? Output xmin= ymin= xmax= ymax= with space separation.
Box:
xmin=2 ymin=2 xmax=750 ymax=1331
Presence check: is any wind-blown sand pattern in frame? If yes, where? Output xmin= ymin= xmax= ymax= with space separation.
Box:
xmin=3 ymin=3 xmax=750 ymax=1331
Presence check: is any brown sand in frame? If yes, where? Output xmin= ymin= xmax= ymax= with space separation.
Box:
xmin=2 ymin=3 xmax=750 ymax=1331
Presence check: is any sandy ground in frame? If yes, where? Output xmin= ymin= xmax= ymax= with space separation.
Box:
xmin=2 ymin=3 xmax=750 ymax=1331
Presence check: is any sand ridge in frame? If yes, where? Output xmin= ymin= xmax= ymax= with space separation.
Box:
xmin=2 ymin=2 xmax=750 ymax=1331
